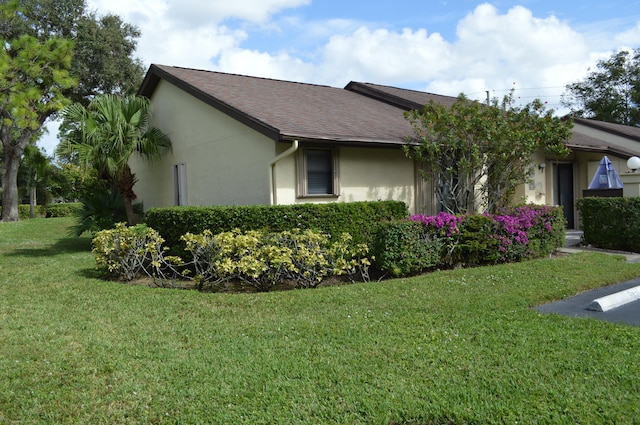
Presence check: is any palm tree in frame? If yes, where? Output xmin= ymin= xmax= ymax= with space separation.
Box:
xmin=56 ymin=94 xmax=171 ymax=225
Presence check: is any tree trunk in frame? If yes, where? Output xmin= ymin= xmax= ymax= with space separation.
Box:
xmin=1 ymin=147 xmax=22 ymax=222
xmin=29 ymin=186 xmax=37 ymax=219
xmin=116 ymin=165 xmax=138 ymax=226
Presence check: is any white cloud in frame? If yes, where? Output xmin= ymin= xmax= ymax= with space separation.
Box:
xmin=615 ymin=22 xmax=640 ymax=47
xmin=215 ymin=48 xmax=314 ymax=82
xmin=164 ymin=0 xmax=311 ymax=27
xmin=319 ymin=27 xmax=452 ymax=87
xmin=86 ymin=0 xmax=309 ymax=69
xmin=309 ymin=3 xmax=606 ymax=114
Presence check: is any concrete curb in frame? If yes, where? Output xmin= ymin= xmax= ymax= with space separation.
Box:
xmin=587 ymin=285 xmax=640 ymax=312
xmin=556 ymin=247 xmax=640 ymax=263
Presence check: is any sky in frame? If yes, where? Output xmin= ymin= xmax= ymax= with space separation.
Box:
xmin=39 ymin=0 xmax=640 ymax=155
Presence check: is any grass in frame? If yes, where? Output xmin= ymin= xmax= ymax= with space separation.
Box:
xmin=2 ymin=218 xmax=640 ymax=424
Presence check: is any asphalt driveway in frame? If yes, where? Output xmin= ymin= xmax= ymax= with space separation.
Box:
xmin=535 ymin=278 xmax=640 ymax=326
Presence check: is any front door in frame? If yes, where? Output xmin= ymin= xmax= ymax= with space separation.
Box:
xmin=556 ymin=163 xmax=575 ymax=229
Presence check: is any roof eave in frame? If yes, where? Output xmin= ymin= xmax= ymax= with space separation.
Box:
xmin=573 ymin=117 xmax=640 ymax=143
xmin=280 ymin=132 xmax=414 ymax=148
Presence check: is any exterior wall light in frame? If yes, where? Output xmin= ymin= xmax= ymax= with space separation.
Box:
xmin=627 ymin=156 xmax=640 ymax=172
xmin=538 ymin=162 xmax=546 ymax=172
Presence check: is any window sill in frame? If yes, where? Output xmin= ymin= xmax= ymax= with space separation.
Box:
xmin=297 ymin=194 xmax=340 ymax=199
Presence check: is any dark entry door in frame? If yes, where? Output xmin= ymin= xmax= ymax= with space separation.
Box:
xmin=557 ymin=164 xmax=574 ymax=229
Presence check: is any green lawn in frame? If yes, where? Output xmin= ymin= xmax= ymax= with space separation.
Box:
xmin=2 ymin=218 xmax=640 ymax=424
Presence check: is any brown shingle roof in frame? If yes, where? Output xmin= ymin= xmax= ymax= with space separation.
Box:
xmin=565 ymin=117 xmax=640 ymax=157
xmin=139 ymin=64 xmax=424 ymax=146
xmin=139 ymin=65 xmax=640 ymax=157
xmin=573 ymin=117 xmax=640 ymax=142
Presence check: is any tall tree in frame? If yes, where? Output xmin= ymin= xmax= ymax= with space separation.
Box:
xmin=0 ymin=0 xmax=144 ymax=221
xmin=56 ymin=94 xmax=171 ymax=225
xmin=405 ymin=94 xmax=572 ymax=214
xmin=0 ymin=1 xmax=77 ymax=221
xmin=563 ymin=49 xmax=640 ymax=126
xmin=3 ymin=0 xmax=144 ymax=104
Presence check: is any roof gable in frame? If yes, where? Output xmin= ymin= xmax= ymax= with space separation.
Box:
xmin=139 ymin=64 xmax=419 ymax=146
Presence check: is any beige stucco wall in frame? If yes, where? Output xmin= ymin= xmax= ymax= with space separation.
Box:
xmin=273 ymin=145 xmax=418 ymax=213
xmin=130 ymin=80 xmax=276 ymax=210
xmin=515 ymin=149 xmax=549 ymax=205
xmin=339 ymin=146 xmax=416 ymax=211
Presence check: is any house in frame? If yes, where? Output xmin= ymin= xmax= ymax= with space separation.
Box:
xmin=132 ymin=64 xmax=444 ymax=215
xmin=131 ymin=64 xmax=640 ymax=226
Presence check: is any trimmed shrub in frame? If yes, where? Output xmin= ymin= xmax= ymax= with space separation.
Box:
xmin=93 ymin=225 xmax=371 ymax=291
xmin=0 ymin=205 xmax=47 ymax=219
xmin=145 ymin=201 xmax=408 ymax=256
xmin=373 ymin=220 xmax=442 ymax=277
xmin=45 ymin=203 xmax=82 ymax=218
xmin=93 ymin=223 xmax=165 ymax=281
xmin=577 ymin=197 xmax=640 ymax=252
xmin=181 ymin=228 xmax=371 ymax=291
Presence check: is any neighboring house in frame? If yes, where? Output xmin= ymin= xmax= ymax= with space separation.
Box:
xmin=534 ymin=118 xmax=640 ymax=228
xmin=131 ymin=64 xmax=640 ymax=226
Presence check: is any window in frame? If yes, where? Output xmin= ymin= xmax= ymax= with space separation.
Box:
xmin=297 ymin=147 xmax=339 ymax=197
xmin=173 ymin=163 xmax=187 ymax=206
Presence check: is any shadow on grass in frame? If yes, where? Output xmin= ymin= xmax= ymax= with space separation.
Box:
xmin=6 ymin=235 xmax=92 ymax=258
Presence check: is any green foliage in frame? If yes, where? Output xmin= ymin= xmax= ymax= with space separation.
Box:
xmin=577 ymin=197 xmax=640 ymax=252
xmin=92 ymin=222 xmax=167 ymax=281
xmin=405 ymin=93 xmax=572 ymax=214
xmin=453 ymin=214 xmax=501 ymax=266
xmin=373 ymin=220 xmax=442 ymax=277
xmin=563 ymin=49 xmax=640 ymax=126
xmin=0 ymin=0 xmax=77 ymax=221
xmin=1 ymin=0 xmax=144 ymax=222
xmin=0 ymin=204 xmax=46 ymax=219
xmin=71 ymin=185 xmax=142 ymax=236
xmin=92 ymin=226 xmax=371 ymax=291
xmin=378 ymin=205 xmax=566 ymax=277
xmin=181 ymin=228 xmax=371 ymax=291
xmin=3 ymin=0 xmax=144 ymax=104
xmin=57 ymin=94 xmax=172 ymax=225
xmin=45 ymin=202 xmax=82 ymax=217
xmin=48 ymin=162 xmax=90 ymax=202
xmin=145 ymin=201 xmax=408 ymax=257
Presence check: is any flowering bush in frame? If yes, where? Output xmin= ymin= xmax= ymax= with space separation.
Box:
xmin=405 ymin=204 xmax=565 ymax=271
xmin=490 ymin=205 xmax=566 ymax=261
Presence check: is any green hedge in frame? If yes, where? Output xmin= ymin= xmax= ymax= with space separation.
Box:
xmin=0 ymin=204 xmax=46 ymax=219
xmin=373 ymin=220 xmax=442 ymax=277
xmin=0 ymin=203 xmax=82 ymax=219
xmin=145 ymin=201 xmax=408 ymax=256
xmin=45 ymin=203 xmax=83 ymax=218
xmin=577 ymin=197 xmax=640 ymax=252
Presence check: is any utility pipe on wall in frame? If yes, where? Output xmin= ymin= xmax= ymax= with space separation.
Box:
xmin=269 ymin=139 xmax=299 ymax=205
